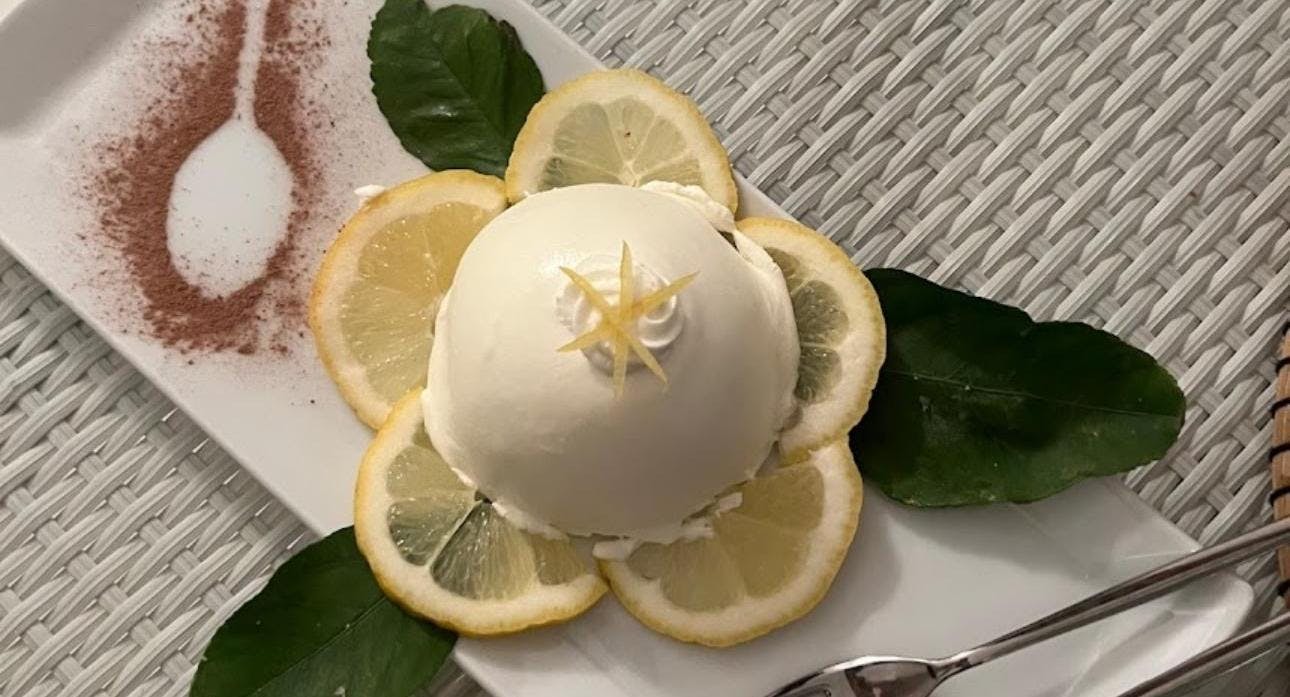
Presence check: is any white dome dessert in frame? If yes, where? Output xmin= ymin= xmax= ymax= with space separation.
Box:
xmin=423 ymin=183 xmax=799 ymax=542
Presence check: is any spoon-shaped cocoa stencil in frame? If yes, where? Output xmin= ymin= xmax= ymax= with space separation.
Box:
xmin=168 ymin=0 xmax=294 ymax=299
xmin=84 ymin=0 xmax=329 ymax=353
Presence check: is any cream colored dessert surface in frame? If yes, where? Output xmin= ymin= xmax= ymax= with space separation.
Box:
xmin=422 ymin=183 xmax=799 ymax=544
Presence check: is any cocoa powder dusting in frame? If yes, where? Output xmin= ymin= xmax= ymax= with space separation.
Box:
xmin=255 ymin=0 xmax=328 ymax=336
xmin=88 ymin=0 xmax=331 ymax=355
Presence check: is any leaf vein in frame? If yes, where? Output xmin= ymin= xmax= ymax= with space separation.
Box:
xmin=245 ymin=595 xmax=388 ymax=697
xmin=884 ymin=368 xmax=1177 ymax=419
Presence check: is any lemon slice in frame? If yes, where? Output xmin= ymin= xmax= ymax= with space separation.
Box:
xmin=600 ymin=440 xmax=861 ymax=647
xmin=505 ymin=68 xmax=738 ymax=212
xmin=310 ymin=171 xmax=507 ymax=428
xmin=355 ymin=393 xmax=607 ymax=635
xmin=738 ymin=217 xmax=886 ymax=457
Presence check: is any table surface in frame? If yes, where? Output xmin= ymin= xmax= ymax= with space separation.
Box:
xmin=0 ymin=0 xmax=1287 ymax=695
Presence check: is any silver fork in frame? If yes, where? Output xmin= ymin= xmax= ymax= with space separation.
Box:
xmin=767 ymin=517 xmax=1290 ymax=697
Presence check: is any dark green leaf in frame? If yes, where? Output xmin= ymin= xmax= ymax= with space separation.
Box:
xmin=852 ymin=269 xmax=1185 ymax=507
xmin=369 ymin=1 xmax=545 ymax=176
xmin=190 ymin=527 xmax=455 ymax=697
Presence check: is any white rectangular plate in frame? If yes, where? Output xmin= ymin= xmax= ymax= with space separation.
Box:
xmin=0 ymin=1 xmax=1253 ymax=696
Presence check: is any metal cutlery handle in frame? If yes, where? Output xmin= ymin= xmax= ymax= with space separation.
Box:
xmin=1112 ymin=610 xmax=1290 ymax=697
xmin=935 ymin=517 xmax=1290 ymax=676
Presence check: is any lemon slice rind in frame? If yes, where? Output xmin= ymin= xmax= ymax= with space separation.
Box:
xmin=600 ymin=440 xmax=862 ymax=647
xmin=310 ymin=171 xmax=507 ymax=428
xmin=505 ymin=68 xmax=738 ymax=212
xmin=738 ymin=217 xmax=886 ymax=458
xmin=355 ymin=393 xmax=606 ymax=636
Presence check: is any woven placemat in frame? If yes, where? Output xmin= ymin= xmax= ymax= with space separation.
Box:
xmin=0 ymin=250 xmax=310 ymax=695
xmin=2 ymin=0 xmax=1289 ymax=695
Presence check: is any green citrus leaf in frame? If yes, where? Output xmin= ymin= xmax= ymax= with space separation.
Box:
xmin=190 ymin=527 xmax=455 ymax=697
xmin=853 ymin=269 xmax=1185 ymax=507
xmin=369 ymin=1 xmax=545 ymax=176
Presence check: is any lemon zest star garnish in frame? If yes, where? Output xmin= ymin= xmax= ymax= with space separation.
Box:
xmin=558 ymin=243 xmax=697 ymax=396
xmin=614 ymin=243 xmax=634 ymax=391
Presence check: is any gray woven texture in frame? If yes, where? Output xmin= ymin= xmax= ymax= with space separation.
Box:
xmin=2 ymin=0 xmax=1289 ymax=695
xmin=0 ymin=255 xmax=311 ymax=695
